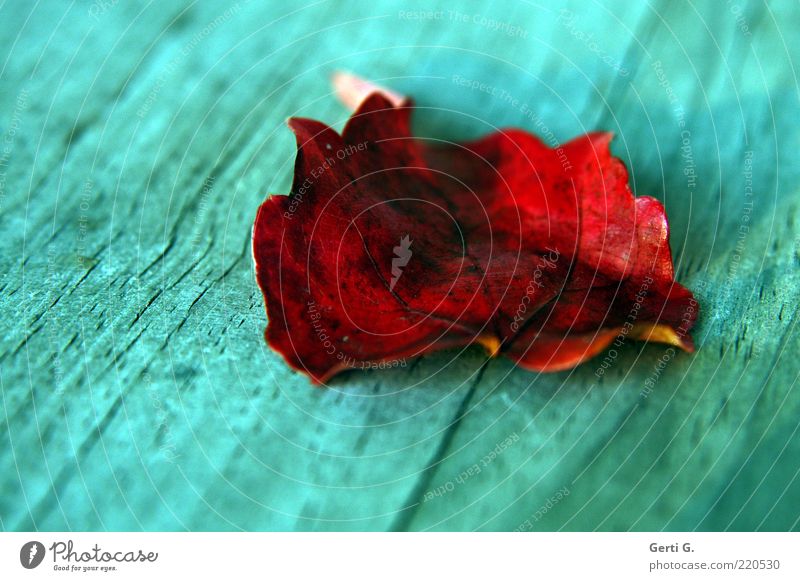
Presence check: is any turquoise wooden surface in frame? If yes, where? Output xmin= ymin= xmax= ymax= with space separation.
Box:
xmin=1 ymin=0 xmax=798 ymax=531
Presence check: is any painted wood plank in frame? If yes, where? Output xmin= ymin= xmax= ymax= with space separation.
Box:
xmin=0 ymin=0 xmax=798 ymax=531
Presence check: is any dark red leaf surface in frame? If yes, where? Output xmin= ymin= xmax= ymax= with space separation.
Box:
xmin=253 ymin=77 xmax=698 ymax=384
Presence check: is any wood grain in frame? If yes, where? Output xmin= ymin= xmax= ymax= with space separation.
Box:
xmin=0 ymin=0 xmax=798 ymax=531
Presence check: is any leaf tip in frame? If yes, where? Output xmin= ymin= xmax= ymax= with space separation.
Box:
xmin=476 ymin=335 xmax=503 ymax=358
xmin=331 ymin=70 xmax=405 ymax=111
xmin=630 ymin=322 xmax=695 ymax=353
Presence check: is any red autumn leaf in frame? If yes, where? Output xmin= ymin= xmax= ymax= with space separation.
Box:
xmin=252 ymin=74 xmax=698 ymax=384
